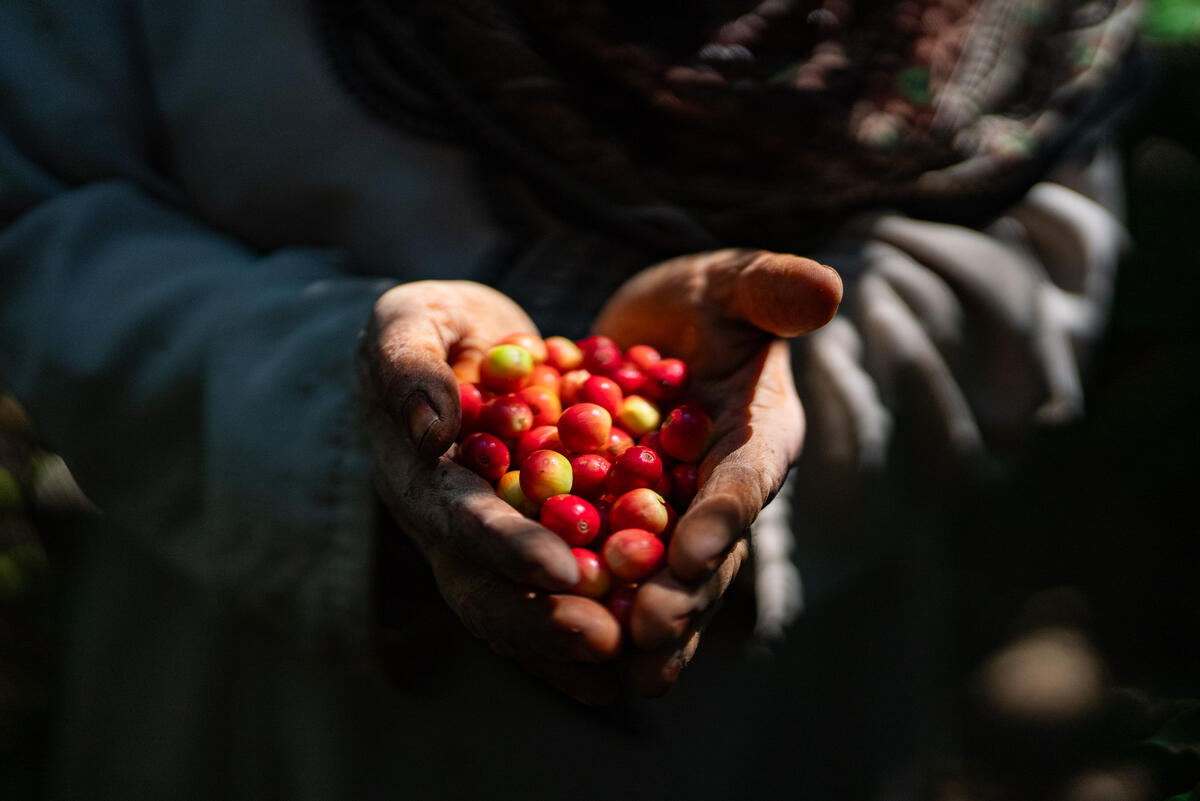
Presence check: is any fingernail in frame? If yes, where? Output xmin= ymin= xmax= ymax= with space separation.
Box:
xmin=403 ymin=392 xmax=440 ymax=455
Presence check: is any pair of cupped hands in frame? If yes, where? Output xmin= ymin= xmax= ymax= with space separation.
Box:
xmin=358 ymin=248 xmax=843 ymax=704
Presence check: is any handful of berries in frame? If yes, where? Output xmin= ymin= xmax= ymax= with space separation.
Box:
xmin=453 ymin=332 xmax=715 ymax=631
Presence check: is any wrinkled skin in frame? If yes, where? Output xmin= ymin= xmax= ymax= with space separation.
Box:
xmin=746 ymin=151 xmax=1128 ymax=641
xmin=359 ymin=251 xmax=841 ymax=702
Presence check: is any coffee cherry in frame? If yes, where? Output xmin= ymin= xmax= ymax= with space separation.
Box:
xmin=615 ymin=395 xmax=660 ymax=438
xmin=458 ymin=432 xmax=511 ymax=481
xmin=450 ymin=333 xmax=716 ymax=608
xmin=624 ymin=344 xmax=661 ymax=371
xmin=652 ymin=470 xmax=672 ymax=499
xmin=527 ymin=364 xmax=562 ymax=392
xmin=602 ymin=528 xmax=666 ymax=582
xmin=559 ymin=369 xmax=591 ymax=407
xmin=670 ymin=463 xmax=699 ymax=510
xmin=609 ymin=361 xmax=646 ymax=395
xmin=519 ymin=449 xmax=573 ymax=503
xmin=577 ymin=335 xmax=623 ymax=375
xmin=496 ymin=470 xmax=539 ymax=516
xmin=544 ymin=335 xmax=583 ymax=371
xmin=593 ymin=497 xmax=613 ymax=543
xmin=569 ymin=453 xmax=611 ymax=501
xmin=606 ymin=445 xmax=663 ymax=497
xmin=459 ymin=381 xmax=484 ymax=435
xmin=513 ymin=425 xmax=565 ymax=466
xmin=499 ymin=332 xmax=547 ymax=364
xmin=453 ymin=360 xmax=481 ymax=384
xmin=599 ymin=427 xmax=634 ymax=462
xmin=480 ymin=395 xmax=534 ymax=440
xmin=609 ymin=488 xmax=670 ymax=536
xmin=578 ymin=375 xmax=623 ymax=417
xmin=659 ymin=404 xmax=715 ymax=462
xmin=661 ymin=503 xmax=679 ymax=541
xmin=569 ymin=548 xmax=613 ymax=599
xmin=480 ymin=344 xmax=534 ymax=394
xmin=557 ymin=403 xmax=612 ymax=454
xmin=517 ymin=385 xmax=562 ymax=428
xmin=540 ymin=494 xmax=601 ymax=547
xmin=636 ymin=430 xmax=675 ymax=466
xmin=641 ymin=358 xmax=687 ymax=402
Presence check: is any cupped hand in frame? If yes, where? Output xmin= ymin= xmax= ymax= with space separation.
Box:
xmin=591 ymin=249 xmax=843 ymax=696
xmin=359 ymin=280 xmax=622 ymax=704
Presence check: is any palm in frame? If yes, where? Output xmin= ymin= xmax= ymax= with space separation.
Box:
xmin=592 ymin=250 xmax=839 ymax=545
xmin=588 ymin=250 xmax=840 ymax=696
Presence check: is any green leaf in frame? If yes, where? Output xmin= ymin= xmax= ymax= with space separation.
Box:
xmin=1163 ymin=782 xmax=1200 ymax=801
xmin=1146 ymin=703 xmax=1200 ymax=756
xmin=894 ymin=67 xmax=931 ymax=105
xmin=1143 ymin=0 xmax=1200 ymax=41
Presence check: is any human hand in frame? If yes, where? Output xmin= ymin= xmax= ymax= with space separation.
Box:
xmin=746 ymin=153 xmax=1130 ymax=643
xmin=591 ymin=249 xmax=843 ymax=696
xmin=359 ymin=280 xmax=623 ymax=704
xmin=799 ymin=172 xmax=1127 ymax=479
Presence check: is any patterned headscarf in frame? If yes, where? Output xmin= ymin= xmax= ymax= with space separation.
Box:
xmin=322 ymin=0 xmax=1143 ymax=251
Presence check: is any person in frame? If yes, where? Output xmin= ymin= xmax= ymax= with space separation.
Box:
xmin=0 ymin=1 xmax=1142 ymax=798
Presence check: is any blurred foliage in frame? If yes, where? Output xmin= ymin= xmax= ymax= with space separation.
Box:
xmin=1144 ymin=0 xmax=1200 ymax=42
xmin=0 ymin=395 xmax=59 ymax=799
xmin=1147 ymin=705 xmax=1200 ymax=757
xmin=940 ymin=24 xmax=1200 ymax=799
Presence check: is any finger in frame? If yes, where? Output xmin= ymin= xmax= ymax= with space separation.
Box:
xmin=749 ymin=479 xmax=805 ymax=641
xmin=1032 ymin=286 xmax=1086 ymax=424
xmin=801 ymin=319 xmax=893 ymax=470
xmin=591 ymin=249 xmax=841 ymax=358
xmin=988 ymin=218 xmax=1090 ymax=423
xmin=376 ymin=455 xmax=582 ymax=590
xmin=868 ymin=214 xmax=1040 ymax=331
xmin=431 ymin=548 xmax=622 ymax=663
xmin=365 ymin=281 xmax=538 ymax=459
xmin=1007 ymin=182 xmax=1126 ymax=302
xmin=668 ymin=342 xmax=800 ymax=581
xmin=1003 ymin=185 xmax=1126 ymax=419
xmin=633 ymin=538 xmax=750 ymax=648
xmin=363 ymin=285 xmax=467 ymax=459
xmin=453 ymin=481 xmax=585 ymax=587
xmin=627 ymin=629 xmax=704 ymax=698
xmin=857 ymin=271 xmax=985 ymax=456
xmin=984 ymin=217 xmax=1091 ymax=423
xmin=866 ymin=241 xmax=964 ymax=351
xmin=365 ymin=397 xmax=581 ymax=589
xmin=870 ymin=214 xmax=1093 ymax=429
xmin=713 ymin=250 xmax=844 ymax=337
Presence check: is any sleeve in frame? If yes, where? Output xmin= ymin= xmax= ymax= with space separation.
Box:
xmin=0 ymin=1 xmax=396 ymax=658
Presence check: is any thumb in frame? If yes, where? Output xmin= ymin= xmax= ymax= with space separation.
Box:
xmin=717 ymin=251 xmax=843 ymax=338
xmin=361 ymin=292 xmax=465 ymax=461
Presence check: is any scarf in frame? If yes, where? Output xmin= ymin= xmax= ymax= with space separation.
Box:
xmin=319 ymin=0 xmax=1143 ymax=253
